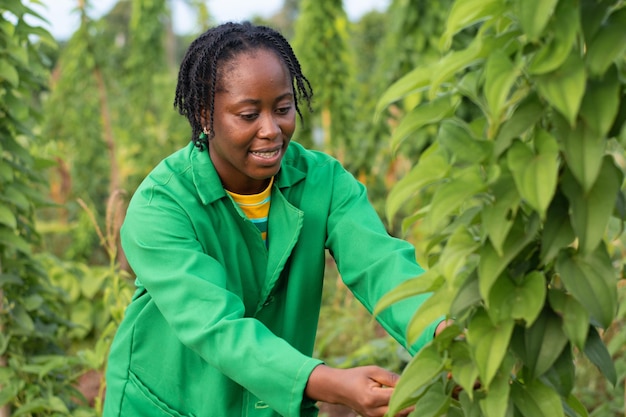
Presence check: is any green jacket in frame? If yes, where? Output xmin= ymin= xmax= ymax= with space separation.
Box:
xmin=103 ymin=141 xmax=436 ymax=417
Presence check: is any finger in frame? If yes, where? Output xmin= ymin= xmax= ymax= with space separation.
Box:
xmin=369 ymin=368 xmax=401 ymax=388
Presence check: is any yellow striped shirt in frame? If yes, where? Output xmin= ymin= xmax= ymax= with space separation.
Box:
xmin=226 ymin=178 xmax=273 ymax=244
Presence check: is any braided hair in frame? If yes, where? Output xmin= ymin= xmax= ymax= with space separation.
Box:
xmin=174 ymin=21 xmax=313 ymax=151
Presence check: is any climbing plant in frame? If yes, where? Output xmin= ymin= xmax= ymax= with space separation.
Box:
xmin=377 ymin=0 xmax=626 ymax=416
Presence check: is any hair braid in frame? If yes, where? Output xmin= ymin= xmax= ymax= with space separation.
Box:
xmin=173 ymin=21 xmax=313 ymax=152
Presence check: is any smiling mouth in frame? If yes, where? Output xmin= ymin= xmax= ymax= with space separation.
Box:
xmin=250 ymin=149 xmax=280 ymax=159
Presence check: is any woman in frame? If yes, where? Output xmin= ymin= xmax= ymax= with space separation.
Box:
xmin=103 ymin=21 xmax=445 ymax=417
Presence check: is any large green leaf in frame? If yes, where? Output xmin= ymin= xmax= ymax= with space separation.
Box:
xmin=482 ymin=171 xmax=520 ymax=256
xmin=484 ymin=50 xmax=519 ymax=123
xmin=548 ymin=289 xmax=590 ymax=350
xmin=488 ymin=272 xmax=546 ymax=327
xmin=527 ymin=0 xmax=579 ymax=75
xmin=514 ymin=0 xmax=558 ymax=41
xmin=427 ymin=166 xmax=487 ymax=232
xmin=561 ymin=157 xmax=622 ymax=254
xmin=375 ymin=66 xmax=432 ymax=116
xmin=479 ymin=356 xmax=514 ymax=417
xmin=555 ymin=116 xmax=606 ymax=194
xmin=583 ymin=326 xmax=617 ymax=385
xmin=580 ymin=65 xmax=621 ymax=137
xmin=541 ymin=346 xmax=575 ymax=398
xmin=407 ymin=284 xmax=456 ymax=345
xmin=478 ymin=214 xmax=540 ymax=301
xmin=555 ymin=245 xmax=618 ymax=329
xmin=523 ymin=309 xmax=569 ymax=378
xmin=410 ymin=382 xmax=451 ymax=417
xmin=386 ymin=148 xmax=449 ymax=223
xmin=439 ymin=225 xmax=481 ymax=283
xmin=388 ymin=344 xmax=444 ymax=416
xmin=0 ymin=203 xmax=17 ymax=229
xmin=439 ymin=119 xmax=493 ymax=164
xmin=511 ymin=379 xmax=564 ymax=417
xmin=540 ymin=192 xmax=576 ymax=263
xmin=451 ymin=273 xmax=482 ymax=318
xmin=390 ymin=95 xmax=459 ymax=152
xmin=535 ymin=53 xmax=586 ymax=126
xmin=506 ymin=130 xmax=559 ymax=218
xmin=586 ymin=7 xmax=626 ymax=77
xmin=466 ymin=309 xmax=514 ymax=387
xmin=494 ymin=94 xmax=544 ymax=157
xmin=441 ymin=0 xmax=505 ymax=50
xmin=450 ymin=341 xmax=480 ymax=399
xmin=374 ymin=268 xmax=443 ymax=316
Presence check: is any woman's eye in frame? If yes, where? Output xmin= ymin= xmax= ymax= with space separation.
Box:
xmin=276 ymin=106 xmax=292 ymax=115
xmin=240 ymin=113 xmax=258 ymax=121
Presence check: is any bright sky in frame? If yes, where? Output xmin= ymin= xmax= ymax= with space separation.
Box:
xmin=30 ymin=0 xmax=390 ymax=40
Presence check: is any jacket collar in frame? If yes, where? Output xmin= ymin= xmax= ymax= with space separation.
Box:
xmin=189 ymin=142 xmax=307 ymax=205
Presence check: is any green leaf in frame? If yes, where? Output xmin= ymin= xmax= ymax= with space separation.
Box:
xmin=411 ymin=382 xmax=451 ymax=417
xmin=506 ymin=130 xmax=559 ymax=218
xmin=555 ymin=116 xmax=606 ymax=194
xmin=514 ymin=0 xmax=559 ymax=41
xmin=511 ymin=379 xmax=565 ymax=417
xmin=441 ymin=0 xmax=505 ymax=50
xmin=583 ymin=326 xmax=617 ymax=386
xmin=0 ymin=59 xmax=19 ymax=87
xmin=390 ymin=95 xmax=459 ymax=152
xmin=485 ymin=50 xmax=519 ymax=123
xmin=386 ymin=148 xmax=449 ymax=223
xmin=427 ymin=166 xmax=486 ymax=232
xmin=407 ymin=284 xmax=455 ymax=344
xmin=0 ymin=204 xmax=17 ymax=229
xmin=524 ymin=309 xmax=569 ymax=377
xmin=439 ymin=225 xmax=481 ymax=283
xmin=438 ymin=119 xmax=493 ymax=164
xmin=374 ymin=269 xmax=443 ymax=316
xmin=0 ymin=228 xmax=31 ymax=254
xmin=479 ymin=357 xmax=513 ymax=417
xmin=488 ymin=272 xmax=546 ymax=327
xmin=555 ymin=245 xmax=618 ymax=329
xmin=586 ymin=8 xmax=626 ymax=77
xmin=388 ymin=344 xmax=444 ymax=416
xmin=494 ymin=94 xmax=544 ymax=157
xmin=376 ymin=66 xmax=432 ymax=116
xmin=450 ymin=342 xmax=480 ymax=399
xmin=542 ymin=346 xmax=575 ymax=398
xmin=527 ymin=0 xmax=579 ymax=74
xmin=478 ymin=214 xmax=540 ymax=301
xmin=580 ymin=65 xmax=621 ymax=138
xmin=540 ymin=192 xmax=576 ymax=264
xmin=561 ymin=156 xmax=622 ymax=254
xmin=466 ymin=309 xmax=514 ymax=387
xmin=565 ymin=394 xmax=590 ymax=417
xmin=451 ymin=274 xmax=482 ymax=318
xmin=535 ymin=52 xmax=586 ymax=126
xmin=483 ymin=171 xmax=520 ymax=256
xmin=548 ymin=290 xmax=590 ymax=350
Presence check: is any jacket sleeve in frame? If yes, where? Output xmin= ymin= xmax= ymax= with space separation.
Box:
xmin=325 ymin=164 xmax=440 ymax=354
xmin=120 ymin=184 xmax=322 ymax=417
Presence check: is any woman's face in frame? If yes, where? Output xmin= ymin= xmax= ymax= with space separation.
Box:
xmin=207 ymin=49 xmax=296 ymax=195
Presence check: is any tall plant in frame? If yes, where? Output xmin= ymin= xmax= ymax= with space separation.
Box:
xmin=0 ymin=2 xmax=95 ymax=415
xmin=292 ymin=0 xmax=356 ymax=158
xmin=376 ymin=0 xmax=626 ymax=416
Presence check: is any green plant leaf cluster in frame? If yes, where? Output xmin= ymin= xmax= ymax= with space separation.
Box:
xmin=377 ymin=0 xmax=626 ymax=415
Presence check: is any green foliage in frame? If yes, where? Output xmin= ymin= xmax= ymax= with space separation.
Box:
xmin=377 ymin=0 xmax=626 ymax=415
xmin=0 ymin=2 xmax=97 ymax=415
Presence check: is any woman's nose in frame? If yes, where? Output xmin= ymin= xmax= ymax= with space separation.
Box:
xmin=258 ymin=113 xmax=281 ymax=139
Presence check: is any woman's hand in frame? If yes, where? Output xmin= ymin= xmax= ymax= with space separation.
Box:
xmin=305 ymin=364 xmax=412 ymax=417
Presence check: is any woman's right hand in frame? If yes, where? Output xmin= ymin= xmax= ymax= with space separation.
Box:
xmin=304 ymin=364 xmax=412 ymax=417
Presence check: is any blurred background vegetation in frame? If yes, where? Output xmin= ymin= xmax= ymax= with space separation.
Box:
xmin=0 ymin=0 xmax=624 ymax=416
